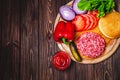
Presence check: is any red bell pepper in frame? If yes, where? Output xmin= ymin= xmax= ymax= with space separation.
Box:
xmin=54 ymin=21 xmax=75 ymax=44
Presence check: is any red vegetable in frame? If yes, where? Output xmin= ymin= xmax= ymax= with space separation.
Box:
xmin=87 ymin=11 xmax=99 ymax=21
xmin=87 ymin=14 xmax=97 ymax=30
xmin=72 ymin=12 xmax=99 ymax=31
xmin=72 ymin=15 xmax=86 ymax=31
xmin=52 ymin=51 xmax=71 ymax=70
xmin=81 ymin=14 xmax=90 ymax=30
xmin=54 ymin=21 xmax=75 ymax=44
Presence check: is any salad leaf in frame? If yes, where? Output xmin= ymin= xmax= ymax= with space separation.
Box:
xmin=77 ymin=0 xmax=115 ymax=17
xmin=98 ymin=2 xmax=105 ymax=17
xmin=105 ymin=0 xmax=115 ymax=13
xmin=77 ymin=1 xmax=91 ymax=10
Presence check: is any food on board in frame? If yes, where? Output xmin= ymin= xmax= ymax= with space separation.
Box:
xmin=52 ymin=0 xmax=119 ymax=69
xmin=77 ymin=0 xmax=115 ymax=17
xmin=72 ymin=0 xmax=87 ymax=14
xmin=54 ymin=21 xmax=75 ymax=44
xmin=99 ymin=12 xmax=120 ymax=39
xmin=76 ymin=32 xmax=105 ymax=59
xmin=59 ymin=5 xmax=75 ymax=21
xmin=69 ymin=41 xmax=82 ymax=62
xmin=72 ymin=12 xmax=98 ymax=31
xmin=72 ymin=15 xmax=86 ymax=31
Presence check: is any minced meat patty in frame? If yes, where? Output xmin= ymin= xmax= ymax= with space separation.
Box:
xmin=77 ymin=32 xmax=105 ymax=58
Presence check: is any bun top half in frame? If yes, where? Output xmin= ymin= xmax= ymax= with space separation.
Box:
xmin=99 ymin=12 xmax=120 ymax=39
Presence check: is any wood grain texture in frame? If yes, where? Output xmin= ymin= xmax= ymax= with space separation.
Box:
xmin=20 ymin=0 xmax=39 ymax=80
xmin=0 ymin=0 xmax=20 ymax=80
xmin=0 ymin=0 xmax=2 ymax=49
xmin=39 ymin=0 xmax=55 ymax=80
xmin=0 ymin=0 xmax=120 ymax=80
xmin=0 ymin=0 xmax=13 ymax=79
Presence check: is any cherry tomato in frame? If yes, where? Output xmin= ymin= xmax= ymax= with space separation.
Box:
xmin=52 ymin=51 xmax=71 ymax=70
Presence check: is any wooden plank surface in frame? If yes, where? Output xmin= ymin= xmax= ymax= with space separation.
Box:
xmin=0 ymin=0 xmax=1 ymax=49
xmin=20 ymin=0 xmax=39 ymax=80
xmin=0 ymin=0 xmax=120 ymax=80
xmin=0 ymin=0 xmax=20 ymax=80
xmin=0 ymin=0 xmax=13 ymax=79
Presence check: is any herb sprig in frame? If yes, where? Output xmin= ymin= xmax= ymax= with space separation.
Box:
xmin=77 ymin=0 xmax=115 ymax=17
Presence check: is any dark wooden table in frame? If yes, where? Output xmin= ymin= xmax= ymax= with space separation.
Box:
xmin=0 ymin=0 xmax=120 ymax=80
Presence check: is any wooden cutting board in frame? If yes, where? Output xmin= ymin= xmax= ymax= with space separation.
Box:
xmin=54 ymin=1 xmax=120 ymax=64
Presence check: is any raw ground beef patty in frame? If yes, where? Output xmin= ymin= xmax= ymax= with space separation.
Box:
xmin=77 ymin=32 xmax=105 ymax=58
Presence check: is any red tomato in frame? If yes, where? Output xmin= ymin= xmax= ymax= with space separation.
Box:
xmin=81 ymin=14 xmax=90 ymax=30
xmin=87 ymin=10 xmax=98 ymax=16
xmin=90 ymin=14 xmax=98 ymax=29
xmin=86 ymin=14 xmax=97 ymax=30
xmin=86 ymin=14 xmax=94 ymax=30
xmin=72 ymin=15 xmax=85 ymax=31
xmin=87 ymin=10 xmax=99 ymax=21
xmin=52 ymin=51 xmax=71 ymax=70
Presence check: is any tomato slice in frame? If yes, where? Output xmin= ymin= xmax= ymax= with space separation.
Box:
xmin=87 ymin=10 xmax=98 ymax=16
xmin=81 ymin=14 xmax=90 ymax=30
xmin=90 ymin=14 xmax=98 ymax=29
xmin=72 ymin=15 xmax=85 ymax=31
xmin=87 ymin=10 xmax=99 ymax=21
xmin=52 ymin=51 xmax=71 ymax=70
xmin=86 ymin=14 xmax=97 ymax=30
xmin=86 ymin=14 xmax=94 ymax=30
